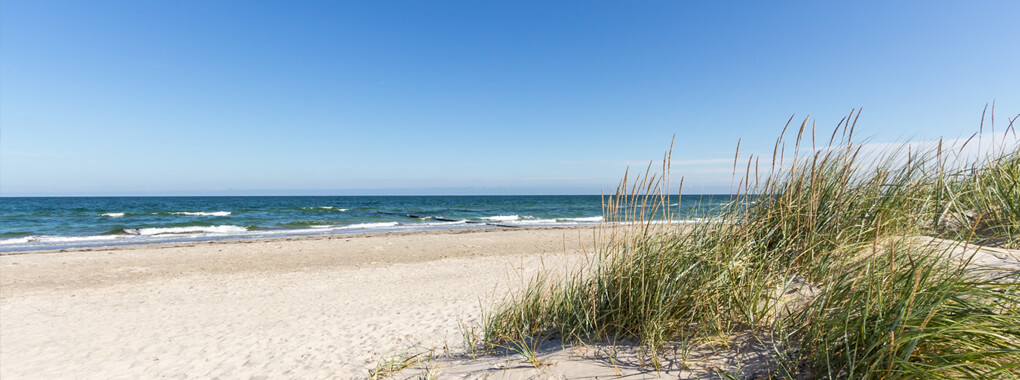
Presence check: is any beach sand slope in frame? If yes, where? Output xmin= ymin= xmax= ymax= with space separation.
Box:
xmin=1 ymin=228 xmax=593 ymax=379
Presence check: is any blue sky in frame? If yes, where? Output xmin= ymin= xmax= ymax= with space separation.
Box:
xmin=2 ymin=1 xmax=1018 ymax=195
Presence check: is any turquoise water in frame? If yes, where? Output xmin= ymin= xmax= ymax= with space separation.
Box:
xmin=0 ymin=195 xmax=731 ymax=252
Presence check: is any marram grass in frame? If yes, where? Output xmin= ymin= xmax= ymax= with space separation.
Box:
xmin=480 ymin=110 xmax=1020 ymax=378
xmin=798 ymin=239 xmax=1020 ymax=378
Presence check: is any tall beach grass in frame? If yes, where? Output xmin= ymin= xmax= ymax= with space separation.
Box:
xmin=481 ymin=109 xmax=1020 ymax=378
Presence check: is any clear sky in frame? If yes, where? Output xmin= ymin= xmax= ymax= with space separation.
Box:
xmin=2 ymin=1 xmax=1018 ymax=196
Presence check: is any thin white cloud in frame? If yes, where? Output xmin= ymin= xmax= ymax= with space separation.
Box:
xmin=556 ymin=158 xmax=736 ymax=167
xmin=603 ymin=133 xmax=1020 ymax=188
xmin=811 ymin=132 xmax=1019 ymax=167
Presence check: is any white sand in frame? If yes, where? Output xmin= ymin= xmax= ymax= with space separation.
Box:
xmin=1 ymin=228 xmax=593 ymax=379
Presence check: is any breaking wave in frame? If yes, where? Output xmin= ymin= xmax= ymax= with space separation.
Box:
xmin=122 ymin=225 xmax=249 ymax=236
xmin=480 ymin=215 xmax=520 ymax=222
xmin=171 ymin=211 xmax=232 ymax=217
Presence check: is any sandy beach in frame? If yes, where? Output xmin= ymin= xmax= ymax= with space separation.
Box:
xmin=0 ymin=224 xmax=781 ymax=380
xmin=4 ymin=226 xmax=1018 ymax=379
xmin=1 ymin=227 xmax=599 ymax=379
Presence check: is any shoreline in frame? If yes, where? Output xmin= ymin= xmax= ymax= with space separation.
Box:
xmin=0 ymin=224 xmax=582 ymax=256
xmin=1 ymin=226 xmax=600 ymax=295
xmin=0 ymin=223 xmax=612 ymax=255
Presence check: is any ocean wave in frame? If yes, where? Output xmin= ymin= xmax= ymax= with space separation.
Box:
xmin=303 ymin=206 xmax=348 ymax=212
xmin=101 ymin=212 xmax=125 ymax=218
xmin=172 ymin=211 xmax=232 ymax=217
xmin=0 ymin=235 xmax=124 ymax=245
xmin=480 ymin=215 xmax=520 ymax=222
xmin=0 ymin=236 xmax=35 ymax=245
xmin=281 ymin=220 xmax=335 ymax=228
xmin=562 ymin=216 xmax=603 ymax=222
xmin=339 ymin=222 xmax=399 ymax=229
xmin=416 ymin=220 xmax=469 ymax=227
xmin=123 ymin=225 xmax=249 ymax=236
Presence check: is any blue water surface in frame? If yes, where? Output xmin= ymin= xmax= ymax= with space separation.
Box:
xmin=0 ymin=195 xmax=730 ymax=252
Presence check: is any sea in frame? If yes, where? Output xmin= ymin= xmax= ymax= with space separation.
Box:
xmin=0 ymin=195 xmax=732 ymax=253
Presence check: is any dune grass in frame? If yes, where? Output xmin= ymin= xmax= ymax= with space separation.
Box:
xmin=944 ymin=148 xmax=1020 ymax=249
xmin=480 ymin=109 xmax=1020 ymax=378
xmin=798 ymin=239 xmax=1019 ymax=378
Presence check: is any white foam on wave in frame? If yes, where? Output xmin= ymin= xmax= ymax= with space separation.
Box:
xmin=126 ymin=225 xmax=248 ymax=236
xmin=309 ymin=225 xmax=335 ymax=229
xmin=563 ymin=216 xmax=603 ymax=222
xmin=339 ymin=222 xmax=399 ymax=229
xmin=172 ymin=211 xmax=232 ymax=217
xmin=0 ymin=235 xmax=124 ymax=245
xmin=0 ymin=236 xmax=35 ymax=245
xmin=481 ymin=215 xmax=520 ymax=222
xmin=304 ymin=206 xmax=348 ymax=212
xmin=101 ymin=212 xmax=125 ymax=218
